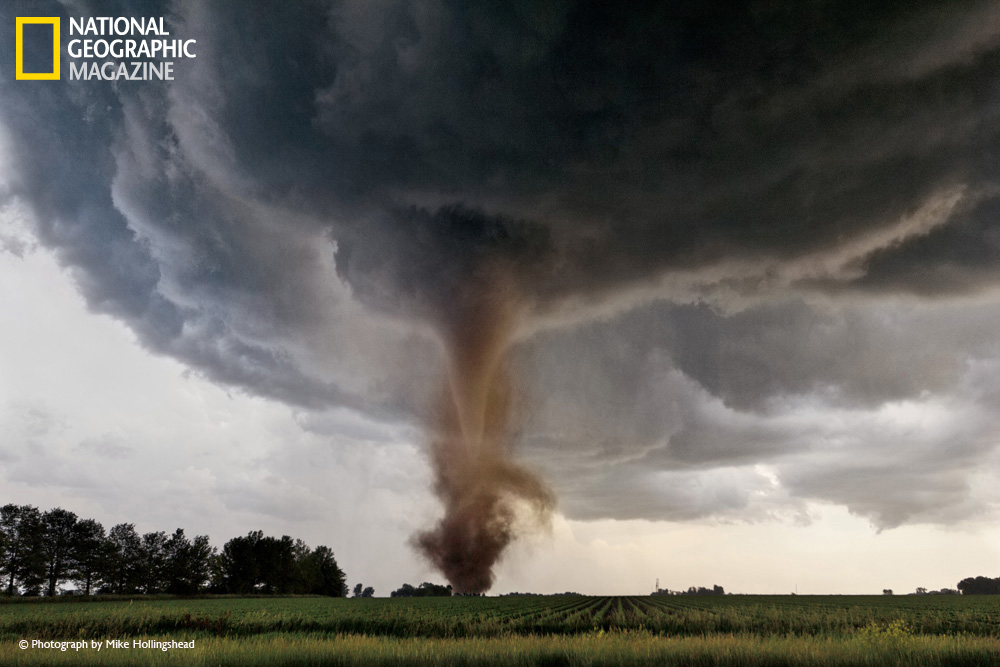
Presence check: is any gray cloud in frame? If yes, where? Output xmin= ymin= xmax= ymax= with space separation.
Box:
xmin=514 ymin=298 xmax=1000 ymax=529
xmin=76 ymin=434 xmax=135 ymax=459
xmin=3 ymin=0 xmax=1000 ymax=530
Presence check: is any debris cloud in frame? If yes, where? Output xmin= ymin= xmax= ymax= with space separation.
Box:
xmin=415 ymin=266 xmax=554 ymax=594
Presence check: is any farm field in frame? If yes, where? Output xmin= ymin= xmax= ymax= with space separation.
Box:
xmin=1 ymin=594 xmax=999 ymax=665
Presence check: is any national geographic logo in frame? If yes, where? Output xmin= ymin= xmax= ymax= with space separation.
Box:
xmin=15 ymin=17 xmax=60 ymax=80
xmin=15 ymin=16 xmax=196 ymax=82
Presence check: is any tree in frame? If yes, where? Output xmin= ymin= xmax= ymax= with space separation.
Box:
xmin=0 ymin=505 xmax=46 ymax=595
xmin=68 ymin=519 xmax=106 ymax=595
xmin=264 ymin=536 xmax=298 ymax=594
xmin=361 ymin=586 xmax=374 ymax=598
xmin=957 ymin=576 xmax=1000 ymax=595
xmin=391 ymin=583 xmax=416 ymax=597
xmin=41 ymin=508 xmax=78 ymax=596
xmin=301 ymin=546 xmax=346 ymax=597
xmin=141 ymin=531 xmax=170 ymax=594
xmin=218 ymin=530 xmax=264 ymax=594
xmin=391 ymin=582 xmax=451 ymax=597
xmin=354 ymin=583 xmax=363 ymax=598
xmin=0 ymin=504 xmax=350 ymax=599
xmin=289 ymin=539 xmax=312 ymax=594
xmin=216 ymin=532 xmax=346 ymax=596
xmin=102 ymin=524 xmax=144 ymax=594
xmin=207 ymin=550 xmax=226 ymax=593
xmin=187 ymin=535 xmax=214 ymax=592
xmin=678 ymin=585 xmax=724 ymax=596
xmin=217 ymin=531 xmax=298 ymax=594
xmin=163 ymin=530 xmax=213 ymax=595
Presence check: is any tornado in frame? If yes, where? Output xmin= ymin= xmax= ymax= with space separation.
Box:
xmin=414 ymin=266 xmax=554 ymax=594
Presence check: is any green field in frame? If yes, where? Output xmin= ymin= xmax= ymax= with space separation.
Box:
xmin=1 ymin=594 xmax=999 ymax=665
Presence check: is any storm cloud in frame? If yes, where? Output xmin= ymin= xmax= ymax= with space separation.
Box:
xmin=3 ymin=0 xmax=1000 ymax=544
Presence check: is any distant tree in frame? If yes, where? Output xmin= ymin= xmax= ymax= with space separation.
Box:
xmin=362 ymin=586 xmax=374 ymax=598
xmin=163 ymin=529 xmax=213 ymax=595
xmin=41 ymin=508 xmax=79 ymax=596
xmin=140 ymin=531 xmax=170 ymax=594
xmin=207 ymin=551 xmax=226 ymax=593
xmin=162 ymin=529 xmax=191 ymax=594
xmin=289 ymin=539 xmax=312 ymax=593
xmin=188 ymin=535 xmax=214 ymax=591
xmin=218 ymin=532 xmax=343 ymax=596
xmin=216 ymin=530 xmax=294 ymax=593
xmin=677 ymin=585 xmax=725 ymax=596
xmin=957 ymin=576 xmax=1000 ymax=595
xmin=299 ymin=546 xmax=347 ymax=596
xmin=102 ymin=523 xmax=144 ymax=594
xmin=68 ymin=519 xmax=106 ymax=595
xmin=218 ymin=530 xmax=265 ymax=594
xmin=882 ymin=589 xmax=893 ymax=596
xmin=915 ymin=587 xmax=927 ymax=595
xmin=0 ymin=504 xmax=46 ymax=595
xmin=391 ymin=582 xmax=451 ymax=597
xmin=1 ymin=504 xmax=352 ymax=599
xmin=391 ymin=583 xmax=415 ymax=597
xmin=261 ymin=535 xmax=297 ymax=594
xmin=418 ymin=582 xmax=451 ymax=596
xmin=354 ymin=583 xmax=363 ymax=598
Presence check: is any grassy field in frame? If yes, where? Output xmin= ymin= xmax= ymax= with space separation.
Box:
xmin=1 ymin=594 xmax=998 ymax=665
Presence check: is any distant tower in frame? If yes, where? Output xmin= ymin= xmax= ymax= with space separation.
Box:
xmin=655 ymin=578 xmax=659 ymax=592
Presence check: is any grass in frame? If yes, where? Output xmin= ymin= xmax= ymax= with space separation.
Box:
xmin=0 ymin=595 xmax=998 ymax=665
xmin=3 ymin=631 xmax=1000 ymax=666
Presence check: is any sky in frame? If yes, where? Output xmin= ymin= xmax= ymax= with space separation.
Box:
xmin=2 ymin=0 xmax=1000 ymax=595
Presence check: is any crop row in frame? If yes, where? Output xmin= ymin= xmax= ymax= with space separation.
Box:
xmin=1 ymin=595 xmax=999 ymax=640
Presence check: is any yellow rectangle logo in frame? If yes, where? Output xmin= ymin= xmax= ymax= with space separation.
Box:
xmin=16 ymin=17 xmax=61 ymax=80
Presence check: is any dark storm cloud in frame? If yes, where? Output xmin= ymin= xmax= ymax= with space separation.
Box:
xmin=3 ymin=0 xmax=1000 ymax=529
xmin=107 ymin=0 xmax=1000 ymax=318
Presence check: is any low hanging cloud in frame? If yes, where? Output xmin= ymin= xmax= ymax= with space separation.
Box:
xmin=3 ymin=0 xmax=1000 ymax=549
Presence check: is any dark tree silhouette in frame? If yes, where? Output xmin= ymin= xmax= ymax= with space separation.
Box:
xmin=391 ymin=582 xmax=452 ymax=597
xmin=102 ymin=523 xmax=144 ymax=594
xmin=141 ymin=531 xmax=169 ymax=594
xmin=217 ymin=530 xmax=266 ymax=594
xmin=164 ymin=530 xmax=213 ymax=595
xmin=0 ymin=504 xmax=46 ymax=595
xmin=69 ymin=519 xmax=106 ymax=595
xmin=41 ymin=508 xmax=78 ymax=596
xmin=299 ymin=545 xmax=347 ymax=596
xmin=0 ymin=503 xmax=345 ymax=597
xmin=216 ymin=531 xmax=346 ymax=596
xmin=957 ymin=576 xmax=1000 ymax=595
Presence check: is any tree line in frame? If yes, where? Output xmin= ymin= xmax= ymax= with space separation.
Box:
xmin=652 ymin=585 xmax=725 ymax=596
xmin=0 ymin=504 xmax=347 ymax=597
xmin=956 ymin=576 xmax=1000 ymax=595
xmin=390 ymin=582 xmax=452 ymax=597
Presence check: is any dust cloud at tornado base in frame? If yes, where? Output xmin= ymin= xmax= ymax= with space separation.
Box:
xmin=414 ymin=267 xmax=554 ymax=593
